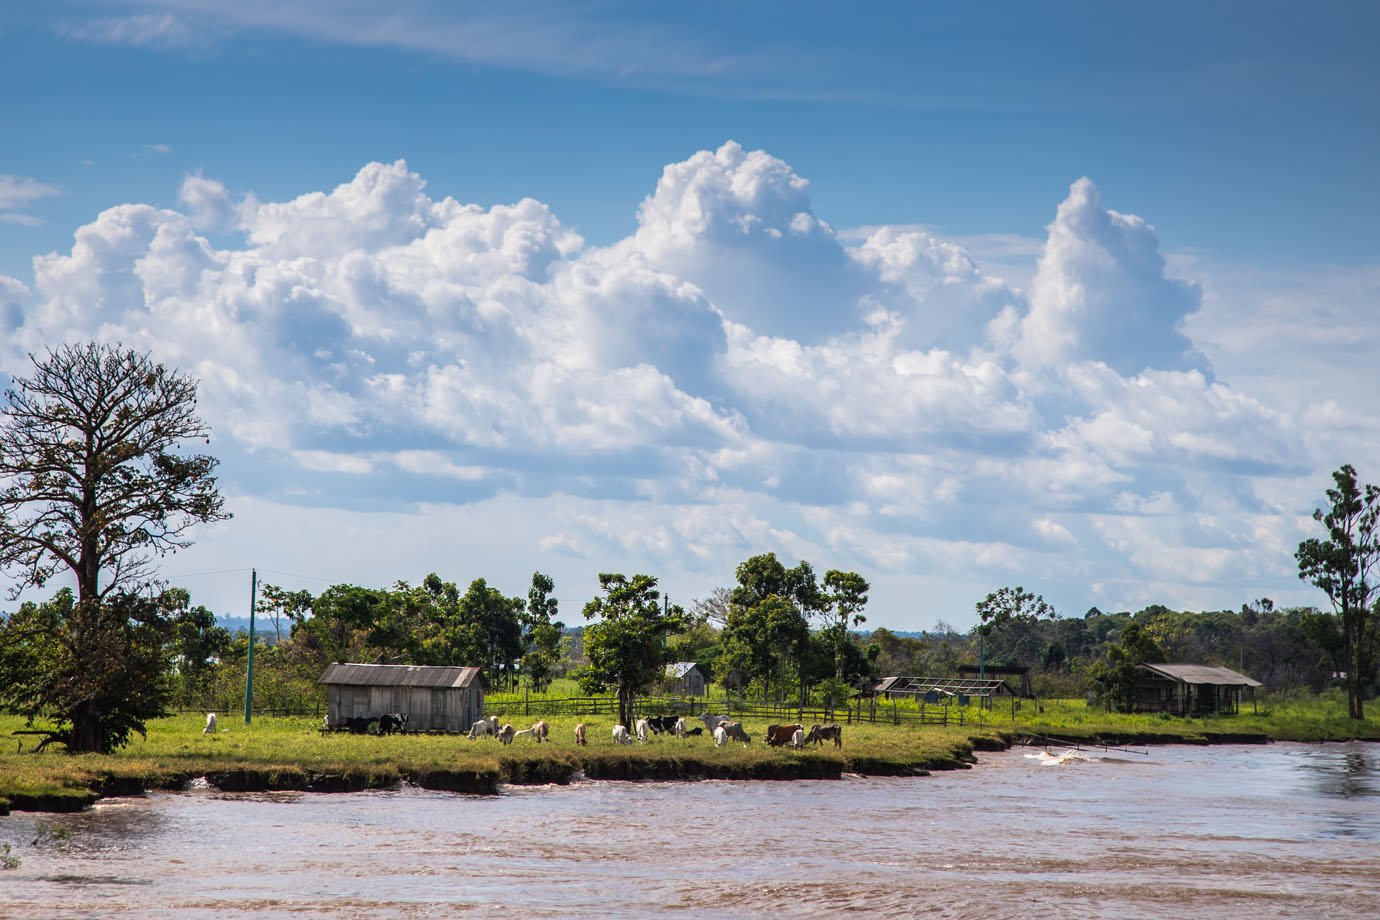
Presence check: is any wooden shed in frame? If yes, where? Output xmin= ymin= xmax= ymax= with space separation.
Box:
xmin=1131 ymin=663 xmax=1261 ymax=715
xmin=665 ymin=661 xmax=708 ymax=696
xmin=320 ymin=663 xmax=483 ymax=733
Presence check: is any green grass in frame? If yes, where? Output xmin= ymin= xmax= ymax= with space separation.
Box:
xmin=968 ymin=693 xmax=1380 ymax=743
xmin=3 ymin=694 xmax=1376 ymax=813
xmin=0 ymin=711 xmax=981 ymax=810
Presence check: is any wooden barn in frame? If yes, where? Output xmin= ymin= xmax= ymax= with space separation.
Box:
xmin=319 ymin=663 xmax=483 ymax=733
xmin=1130 ymin=663 xmax=1261 ymax=715
xmin=665 ymin=661 xmax=708 ymax=696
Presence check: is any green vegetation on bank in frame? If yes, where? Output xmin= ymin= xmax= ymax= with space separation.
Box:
xmin=3 ymin=696 xmax=1377 ymax=816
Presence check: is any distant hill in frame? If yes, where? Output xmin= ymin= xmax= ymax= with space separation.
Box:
xmin=215 ymin=615 xmax=284 ymax=642
xmin=855 ymin=629 xmax=935 ymax=639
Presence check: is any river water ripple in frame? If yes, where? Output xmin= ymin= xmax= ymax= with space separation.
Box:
xmin=2 ymin=742 xmax=1377 ymax=919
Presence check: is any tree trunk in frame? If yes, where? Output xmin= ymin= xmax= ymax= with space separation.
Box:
xmin=70 ymin=702 xmax=105 ymax=754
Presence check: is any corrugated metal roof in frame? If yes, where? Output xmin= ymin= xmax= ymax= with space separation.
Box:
xmin=1139 ymin=663 xmax=1262 ymax=687
xmin=665 ymin=661 xmax=702 ymax=678
xmin=872 ymin=675 xmax=1015 ymax=697
xmin=318 ymin=662 xmax=481 ymax=688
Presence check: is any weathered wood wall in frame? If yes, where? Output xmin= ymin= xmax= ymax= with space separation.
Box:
xmin=325 ymin=685 xmax=483 ymax=732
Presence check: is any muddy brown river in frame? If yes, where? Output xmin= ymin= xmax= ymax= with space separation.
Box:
xmin=2 ymin=742 xmax=1376 ymax=918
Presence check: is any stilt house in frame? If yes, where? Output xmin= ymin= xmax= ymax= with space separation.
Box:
xmin=1131 ymin=663 xmax=1261 ymax=715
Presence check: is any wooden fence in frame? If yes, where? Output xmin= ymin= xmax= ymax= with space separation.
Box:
xmin=182 ymin=696 xmax=974 ymax=727
xmin=485 ymin=694 xmax=967 ymax=727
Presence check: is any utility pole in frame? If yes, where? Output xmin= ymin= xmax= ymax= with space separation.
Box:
xmin=244 ymin=568 xmax=258 ymax=725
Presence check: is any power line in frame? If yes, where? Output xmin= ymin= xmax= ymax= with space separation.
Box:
xmin=162 ymin=567 xmax=253 ymax=579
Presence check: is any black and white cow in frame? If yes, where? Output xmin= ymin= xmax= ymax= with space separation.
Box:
xmin=377 ymin=713 xmax=409 ymax=735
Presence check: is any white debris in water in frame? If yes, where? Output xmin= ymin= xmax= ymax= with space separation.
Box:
xmin=1026 ymin=750 xmax=1095 ymax=766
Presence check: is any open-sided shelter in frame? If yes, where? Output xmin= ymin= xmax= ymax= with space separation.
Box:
xmin=320 ymin=662 xmax=483 ymax=732
xmin=873 ymin=675 xmax=1018 ymax=711
xmin=957 ymin=664 xmax=1035 ymax=698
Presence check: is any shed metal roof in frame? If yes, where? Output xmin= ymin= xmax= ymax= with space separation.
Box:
xmin=1139 ymin=663 xmax=1261 ymax=687
xmin=872 ymin=675 xmax=1015 ymax=698
xmin=319 ymin=663 xmax=481 ymax=688
xmin=666 ymin=661 xmax=702 ymax=678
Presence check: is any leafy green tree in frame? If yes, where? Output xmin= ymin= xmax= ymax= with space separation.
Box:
xmin=730 ymin=552 xmax=824 ymax=615
xmin=1088 ymin=621 xmax=1166 ymax=711
xmin=256 ymin=584 xmax=313 ymax=645
xmin=579 ymin=573 xmax=682 ymax=729
xmin=822 ymin=569 xmax=869 ymax=680
xmin=520 ymin=572 xmax=563 ymax=692
xmin=1296 ymin=464 xmax=1380 ymax=719
xmin=170 ymin=595 xmax=231 ymax=706
xmin=0 ymin=587 xmax=185 ymax=752
xmin=721 ymin=593 xmax=809 ymax=703
xmin=292 ymin=584 xmax=382 ymax=665
xmin=0 ymin=343 xmax=229 ymax=752
xmin=458 ymin=578 xmax=525 ymax=688
xmin=974 ymin=586 xmax=1059 ymax=667
xmin=722 ymin=553 xmax=823 ymax=701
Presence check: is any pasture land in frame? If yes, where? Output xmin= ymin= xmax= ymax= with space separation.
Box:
xmin=0 ymin=712 xmax=986 ymax=814
xmin=2 ymin=694 xmax=1376 ymax=815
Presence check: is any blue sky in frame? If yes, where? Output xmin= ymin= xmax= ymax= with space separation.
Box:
xmin=2 ymin=2 xmax=1378 ymax=628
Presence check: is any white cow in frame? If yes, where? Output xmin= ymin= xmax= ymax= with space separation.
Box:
xmin=673 ymin=717 xmax=687 ymax=738
xmin=789 ymin=728 xmax=805 ymax=749
xmin=713 ymin=725 xmax=727 ymax=747
xmin=467 ymin=716 xmax=500 ymax=740
xmin=512 ymin=720 xmax=549 ymax=743
xmin=496 ymin=724 xmax=516 ymax=745
xmin=612 ymin=724 xmax=633 ymax=745
xmin=203 ymin=713 xmax=218 ymax=735
xmin=574 ymin=723 xmax=587 ymax=746
xmin=635 ymin=718 xmax=650 ymax=743
xmin=700 ymin=712 xmax=730 ymax=733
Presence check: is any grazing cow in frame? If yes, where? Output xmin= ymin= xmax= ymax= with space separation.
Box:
xmin=377 ymin=713 xmax=408 ymax=735
xmin=646 ymin=716 xmax=679 ymax=735
xmin=700 ymin=713 xmax=731 ymax=733
xmin=789 ymin=728 xmax=805 ymax=749
xmin=806 ymin=724 xmax=843 ymax=747
xmin=673 ymin=717 xmax=687 ymax=738
xmin=203 ymin=713 xmax=218 ymax=735
xmin=343 ymin=716 xmax=376 ymax=734
xmin=635 ymin=718 xmax=650 ymax=743
xmin=713 ymin=725 xmax=727 ymax=747
xmin=467 ymin=716 xmax=499 ymax=740
xmin=513 ymin=720 xmax=549 ymax=743
xmin=574 ymin=723 xmax=587 ymax=746
xmin=685 ymin=727 xmax=704 ymax=737
xmin=612 ymin=724 xmax=633 ymax=745
xmin=765 ymin=723 xmax=803 ymax=747
xmin=496 ymin=724 xmax=516 ymax=745
xmin=719 ymin=721 xmax=751 ymax=744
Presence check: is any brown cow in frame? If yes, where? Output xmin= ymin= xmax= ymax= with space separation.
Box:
xmin=765 ymin=723 xmax=803 ymax=747
xmin=806 ymin=724 xmax=843 ymax=747
xmin=574 ymin=722 xmax=587 ymax=746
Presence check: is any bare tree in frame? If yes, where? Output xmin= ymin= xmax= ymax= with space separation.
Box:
xmin=0 ymin=342 xmax=229 ymax=602
xmin=0 ymin=343 xmax=229 ymax=753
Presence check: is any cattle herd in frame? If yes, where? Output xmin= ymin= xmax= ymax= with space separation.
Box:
xmin=319 ymin=710 xmax=842 ymax=749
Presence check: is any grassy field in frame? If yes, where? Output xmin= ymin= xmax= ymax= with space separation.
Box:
xmin=0 ymin=711 xmax=989 ymax=813
xmin=3 ymin=694 xmax=1377 ymax=815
